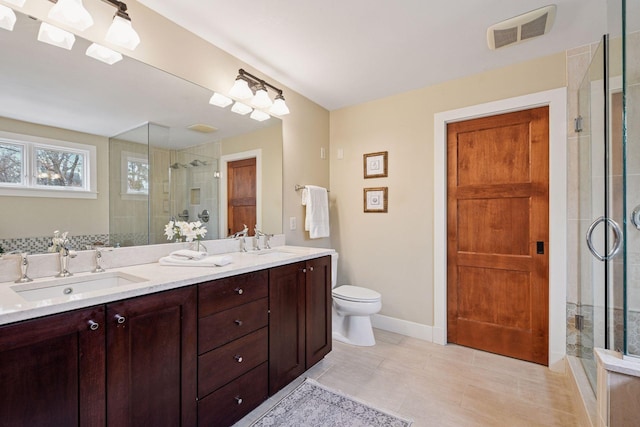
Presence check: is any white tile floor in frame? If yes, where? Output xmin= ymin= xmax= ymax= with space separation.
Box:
xmin=236 ymin=329 xmax=580 ymax=426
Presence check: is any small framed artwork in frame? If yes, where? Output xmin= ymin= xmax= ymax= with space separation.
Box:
xmin=363 ymin=151 xmax=388 ymax=179
xmin=363 ymin=187 xmax=388 ymax=213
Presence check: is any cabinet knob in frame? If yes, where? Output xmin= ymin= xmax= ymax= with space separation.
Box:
xmin=309 ymin=266 xmax=314 ymax=271
xmin=234 ymin=319 xmax=243 ymax=326
xmin=114 ymin=314 xmax=126 ymax=324
xmin=235 ymin=396 xmax=243 ymax=405
xmin=87 ymin=320 xmax=100 ymax=331
xmin=234 ymin=354 xmax=243 ymax=363
xmin=235 ymin=287 xmax=244 ymax=295
xmin=302 ymin=268 xmax=306 ymax=273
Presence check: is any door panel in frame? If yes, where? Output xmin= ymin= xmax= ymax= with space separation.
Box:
xmin=447 ymin=107 xmax=549 ymax=365
xmin=227 ymin=158 xmax=256 ymax=236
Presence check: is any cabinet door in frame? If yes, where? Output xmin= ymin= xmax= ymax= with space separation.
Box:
xmin=268 ymin=262 xmax=306 ymax=395
xmin=106 ymin=286 xmax=197 ymax=427
xmin=306 ymin=256 xmax=332 ymax=367
xmin=0 ymin=306 xmax=105 ymax=426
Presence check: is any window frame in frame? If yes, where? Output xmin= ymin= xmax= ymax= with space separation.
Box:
xmin=0 ymin=131 xmax=97 ymax=199
xmin=120 ymin=150 xmax=149 ymax=200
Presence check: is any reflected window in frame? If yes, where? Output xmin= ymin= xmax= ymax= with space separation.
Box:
xmin=121 ymin=151 xmax=148 ymax=197
xmin=0 ymin=136 xmax=94 ymax=196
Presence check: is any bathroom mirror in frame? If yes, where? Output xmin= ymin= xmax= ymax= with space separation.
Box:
xmin=0 ymin=11 xmax=282 ymax=253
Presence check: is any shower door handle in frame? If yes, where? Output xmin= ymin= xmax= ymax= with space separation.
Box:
xmin=586 ymin=216 xmax=623 ymax=261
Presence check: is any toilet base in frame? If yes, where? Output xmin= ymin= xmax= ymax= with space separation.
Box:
xmin=332 ymin=309 xmax=376 ymax=346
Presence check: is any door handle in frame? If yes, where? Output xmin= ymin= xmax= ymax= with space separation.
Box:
xmin=586 ymin=216 xmax=623 ymax=261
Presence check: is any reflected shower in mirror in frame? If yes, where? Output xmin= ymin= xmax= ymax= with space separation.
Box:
xmin=0 ymin=9 xmax=282 ymax=253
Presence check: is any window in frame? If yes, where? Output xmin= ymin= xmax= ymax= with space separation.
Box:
xmin=0 ymin=132 xmax=97 ymax=199
xmin=121 ymin=151 xmax=149 ymax=198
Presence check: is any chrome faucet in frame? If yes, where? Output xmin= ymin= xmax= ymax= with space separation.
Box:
xmin=254 ymin=226 xmax=266 ymax=251
xmin=92 ymin=246 xmax=113 ymax=273
xmin=57 ymin=246 xmax=77 ymax=278
xmin=5 ymin=251 xmax=33 ymax=283
xmin=229 ymin=224 xmax=249 ymax=252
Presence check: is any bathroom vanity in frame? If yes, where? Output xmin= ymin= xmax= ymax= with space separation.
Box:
xmin=0 ymin=246 xmax=333 ymax=427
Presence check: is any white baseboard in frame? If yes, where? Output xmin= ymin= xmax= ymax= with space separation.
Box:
xmin=371 ymin=314 xmax=434 ymax=342
xmin=566 ymin=356 xmax=597 ymax=427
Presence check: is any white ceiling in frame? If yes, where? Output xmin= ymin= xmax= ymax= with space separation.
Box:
xmin=138 ymin=0 xmax=607 ymax=111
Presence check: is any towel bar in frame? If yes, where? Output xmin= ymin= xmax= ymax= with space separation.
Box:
xmin=295 ymin=184 xmax=330 ymax=192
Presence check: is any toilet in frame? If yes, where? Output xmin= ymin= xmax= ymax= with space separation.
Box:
xmin=330 ymin=253 xmax=382 ymax=346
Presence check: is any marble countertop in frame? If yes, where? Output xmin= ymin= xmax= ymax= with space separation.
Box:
xmin=595 ymin=348 xmax=640 ymax=378
xmin=0 ymin=245 xmax=335 ymax=326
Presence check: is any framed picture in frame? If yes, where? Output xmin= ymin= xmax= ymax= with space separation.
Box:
xmin=363 ymin=151 xmax=388 ymax=179
xmin=364 ymin=187 xmax=388 ymax=213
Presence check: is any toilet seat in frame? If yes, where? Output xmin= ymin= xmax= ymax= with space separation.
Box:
xmin=332 ymin=285 xmax=381 ymax=303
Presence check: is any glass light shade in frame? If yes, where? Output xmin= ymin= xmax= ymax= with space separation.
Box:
xmin=105 ymin=15 xmax=140 ymax=50
xmin=251 ymin=87 xmax=273 ymax=109
xmin=269 ymin=96 xmax=290 ymax=116
xmin=4 ymin=0 xmax=26 ymax=7
xmin=86 ymin=42 xmax=123 ymax=65
xmin=209 ymin=92 xmax=233 ymax=108
xmin=48 ymin=0 xmax=93 ymax=31
xmin=229 ymin=78 xmax=253 ymax=100
xmin=231 ymin=101 xmax=252 ymax=115
xmin=37 ymin=22 xmax=75 ymax=50
xmin=250 ymin=109 xmax=270 ymax=122
xmin=0 ymin=5 xmax=16 ymax=31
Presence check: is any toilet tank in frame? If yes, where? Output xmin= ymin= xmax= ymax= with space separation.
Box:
xmin=330 ymin=252 xmax=339 ymax=289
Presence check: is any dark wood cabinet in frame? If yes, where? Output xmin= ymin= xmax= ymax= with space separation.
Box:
xmin=269 ymin=256 xmax=332 ymax=395
xmin=106 ymin=286 xmax=197 ymax=427
xmin=0 ymin=306 xmax=106 ymax=427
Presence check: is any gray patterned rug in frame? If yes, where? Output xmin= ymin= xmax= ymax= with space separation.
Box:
xmin=251 ymin=378 xmax=412 ymax=427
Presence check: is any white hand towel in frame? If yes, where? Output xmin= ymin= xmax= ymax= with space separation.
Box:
xmin=159 ymin=254 xmax=232 ymax=267
xmin=170 ymin=249 xmax=208 ymax=260
xmin=301 ymin=185 xmax=330 ymax=239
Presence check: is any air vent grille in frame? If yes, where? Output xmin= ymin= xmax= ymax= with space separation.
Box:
xmin=487 ymin=5 xmax=556 ymax=50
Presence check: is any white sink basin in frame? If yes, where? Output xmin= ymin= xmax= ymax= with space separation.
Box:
xmin=11 ymin=272 xmax=148 ymax=302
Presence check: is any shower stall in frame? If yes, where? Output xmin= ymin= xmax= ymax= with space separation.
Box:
xmin=575 ymin=0 xmax=640 ymax=391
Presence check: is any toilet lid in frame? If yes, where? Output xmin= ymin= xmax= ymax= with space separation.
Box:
xmin=332 ymin=285 xmax=381 ymax=302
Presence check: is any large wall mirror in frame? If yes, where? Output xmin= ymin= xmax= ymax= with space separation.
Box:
xmin=0 ymin=10 xmax=282 ymax=253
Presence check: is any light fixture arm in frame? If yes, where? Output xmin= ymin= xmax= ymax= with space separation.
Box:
xmin=238 ymin=68 xmax=284 ymax=96
xmin=100 ymin=0 xmax=131 ymax=20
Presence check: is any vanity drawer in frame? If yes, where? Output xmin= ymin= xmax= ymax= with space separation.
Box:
xmin=197 ymin=362 xmax=268 ymax=427
xmin=198 ymin=270 xmax=268 ymax=317
xmin=198 ymin=298 xmax=268 ymax=354
xmin=198 ymin=327 xmax=268 ymax=397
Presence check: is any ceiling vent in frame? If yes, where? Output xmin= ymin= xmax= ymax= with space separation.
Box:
xmin=487 ymin=5 xmax=557 ymax=50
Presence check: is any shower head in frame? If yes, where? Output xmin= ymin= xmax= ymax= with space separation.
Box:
xmin=169 ymin=162 xmax=187 ymax=169
xmin=189 ymin=159 xmax=208 ymax=167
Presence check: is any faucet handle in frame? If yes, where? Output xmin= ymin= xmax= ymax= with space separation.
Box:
xmin=15 ymin=252 xmax=33 ymax=283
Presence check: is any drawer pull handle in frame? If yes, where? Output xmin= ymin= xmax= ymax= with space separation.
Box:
xmin=234 ymin=354 xmax=243 ymax=363
xmin=88 ymin=320 xmax=100 ymax=331
xmin=234 ymin=319 xmax=243 ymax=326
xmin=235 ymin=287 xmax=244 ymax=295
xmin=235 ymin=396 xmax=243 ymax=405
xmin=114 ymin=314 xmax=126 ymax=324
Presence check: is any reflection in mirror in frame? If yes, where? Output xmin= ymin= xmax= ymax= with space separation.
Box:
xmin=0 ymin=9 xmax=282 ymax=254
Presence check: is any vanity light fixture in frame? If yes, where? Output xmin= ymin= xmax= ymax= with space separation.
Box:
xmin=86 ymin=42 xmax=122 ymax=64
xmin=48 ymin=0 xmax=93 ymax=32
xmin=38 ymin=21 xmax=75 ymax=49
xmin=0 ymin=4 xmax=17 ymax=31
xmin=209 ymin=92 xmax=233 ymax=108
xmin=228 ymin=68 xmax=290 ymax=116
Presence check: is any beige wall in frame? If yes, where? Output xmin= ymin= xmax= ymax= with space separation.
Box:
xmin=0 ymin=116 xmax=109 ymax=238
xmin=15 ymin=1 xmax=331 ymax=248
xmin=330 ymin=53 xmax=567 ymax=325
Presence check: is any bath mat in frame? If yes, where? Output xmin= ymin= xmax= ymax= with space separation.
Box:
xmin=251 ymin=378 xmax=412 ymax=427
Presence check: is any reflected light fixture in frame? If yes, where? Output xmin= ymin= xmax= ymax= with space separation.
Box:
xmin=86 ymin=42 xmax=122 ymax=64
xmin=228 ymin=68 xmax=290 ymax=115
xmin=0 ymin=5 xmax=17 ymax=31
xmin=38 ymin=22 xmax=75 ymax=49
xmin=48 ymin=0 xmax=94 ymax=31
xmin=250 ymin=109 xmax=270 ymax=122
xmin=231 ymin=101 xmax=252 ymax=115
xmin=209 ymin=92 xmax=233 ymax=108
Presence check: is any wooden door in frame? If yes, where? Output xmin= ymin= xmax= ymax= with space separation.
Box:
xmin=305 ymin=256 xmax=332 ymax=367
xmin=228 ymin=158 xmax=256 ymax=236
xmin=447 ymin=107 xmax=549 ymax=365
xmin=106 ymin=287 xmax=197 ymax=427
xmin=0 ymin=306 xmax=106 ymax=426
xmin=268 ymin=262 xmax=306 ymax=395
